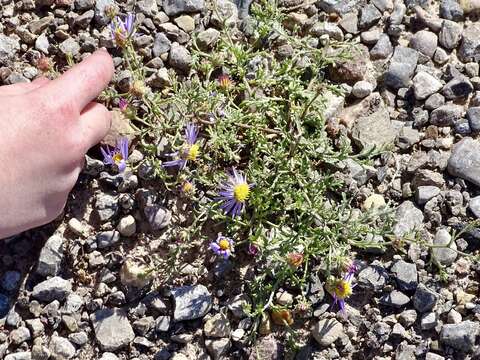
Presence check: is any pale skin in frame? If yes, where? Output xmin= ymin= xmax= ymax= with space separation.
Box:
xmin=0 ymin=49 xmax=114 ymax=239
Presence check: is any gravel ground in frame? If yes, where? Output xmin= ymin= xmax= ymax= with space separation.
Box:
xmin=2 ymin=0 xmax=480 ymax=359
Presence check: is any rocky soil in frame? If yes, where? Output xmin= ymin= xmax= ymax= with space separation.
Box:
xmin=1 ymin=0 xmax=480 ymax=359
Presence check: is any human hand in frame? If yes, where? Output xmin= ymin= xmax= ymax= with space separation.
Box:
xmin=0 ymin=49 xmax=114 ymax=239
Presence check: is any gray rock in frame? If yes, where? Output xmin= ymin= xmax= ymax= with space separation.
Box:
xmin=94 ymin=0 xmax=115 ymax=26
xmin=469 ymin=195 xmax=480 ymax=218
xmin=99 ymin=353 xmax=119 ymax=360
xmin=352 ymin=81 xmax=374 ymax=98
xmin=409 ymin=30 xmax=437 ymax=58
xmin=37 ymin=234 xmax=64 ymax=277
xmin=169 ymin=43 xmax=192 ymax=73
xmin=385 ymin=47 xmax=418 ymax=89
xmin=75 ymin=0 xmax=95 ymax=10
xmin=69 ymin=332 xmax=89 ymax=346
xmin=4 ymin=352 xmax=32 ymax=360
xmin=312 ymin=319 xmax=344 ymax=347
xmin=249 ymin=334 xmax=284 ymax=360
xmin=372 ymin=0 xmax=393 ymax=11
xmin=144 ymin=205 xmax=172 ymax=230
xmin=0 ymin=34 xmax=20 ymax=64
xmin=357 ymin=265 xmax=389 ymax=291
xmin=440 ymin=0 xmax=464 ymax=21
xmin=370 ymin=34 xmax=393 ymax=60
xmin=448 ymin=137 xmax=480 ymax=187
xmin=467 ymin=107 xmax=480 ymax=132
xmin=196 ymin=28 xmax=220 ymax=49
xmin=49 ymin=336 xmax=76 ymax=359
xmin=432 ymin=228 xmax=457 ymax=266
xmin=430 ymin=104 xmax=464 ymax=126
xmin=136 ymin=0 xmax=158 ymax=15
xmin=92 ymin=308 xmax=135 ymax=351
xmin=396 ymin=342 xmax=416 ymax=360
xmin=415 ymin=186 xmax=440 ymax=205
xmin=412 ymin=71 xmax=442 ymax=100
xmin=26 ymin=318 xmax=45 ymax=338
xmin=398 ymin=309 xmax=417 ymax=328
xmin=32 ymin=276 xmax=72 ymax=302
xmin=391 ymin=260 xmax=418 ymax=291
xmin=458 ymin=23 xmax=480 ymax=63
xmin=163 ymin=0 xmax=205 ymax=16
xmin=59 ymin=38 xmax=80 ymax=57
xmin=440 ymin=321 xmax=479 ymax=352
xmin=396 ymin=127 xmax=420 ymax=149
xmin=97 ymin=230 xmax=121 ymax=249
xmin=317 ymin=0 xmax=360 ymax=14
xmin=75 ymin=10 xmax=94 ymax=28
xmin=339 ymin=12 xmax=359 ymax=34
xmin=35 ymin=33 xmax=50 ymax=54
xmin=443 ymin=77 xmax=473 ymax=100
xmin=413 ymin=284 xmax=438 ymax=313
xmin=358 ymin=4 xmax=382 ymax=29
xmin=152 ymin=33 xmax=171 ymax=57
xmin=205 ymin=338 xmax=231 ymax=360
xmin=204 ymin=313 xmax=231 ymax=338
xmin=393 ymin=201 xmax=423 ymax=238
xmin=9 ymin=326 xmax=31 ymax=345
xmin=117 ymin=215 xmax=136 ymax=237
xmin=155 ymin=316 xmax=170 ymax=332
xmin=171 ymin=285 xmax=212 ymax=321
xmin=211 ymin=0 xmax=238 ymax=28
xmin=434 ymin=47 xmax=450 ymax=65
xmin=379 ymin=290 xmax=410 ymax=308
xmin=94 ymin=194 xmax=119 ymax=222
xmin=311 ymin=22 xmax=344 ymax=42
xmin=351 ymin=105 xmax=396 ymax=150
xmin=421 ymin=312 xmax=438 ymax=330
xmin=389 ymin=1 xmax=406 ymax=25
xmin=439 ymin=20 xmax=463 ymax=50
xmin=1 ymin=271 xmax=21 ymax=293
xmin=425 ymin=93 xmax=445 ymax=110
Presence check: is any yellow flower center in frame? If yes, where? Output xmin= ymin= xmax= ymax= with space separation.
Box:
xmin=334 ymin=280 xmax=352 ymax=300
xmin=219 ymin=239 xmax=230 ymax=250
xmin=233 ymin=183 xmax=250 ymax=202
xmin=182 ymin=182 xmax=194 ymax=193
xmin=113 ymin=153 xmax=123 ymax=164
xmin=186 ymin=144 xmax=200 ymax=161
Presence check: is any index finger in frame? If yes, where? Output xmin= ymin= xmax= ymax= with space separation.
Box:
xmin=42 ymin=48 xmax=114 ymax=112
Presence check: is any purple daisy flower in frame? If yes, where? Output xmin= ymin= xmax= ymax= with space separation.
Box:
xmin=210 ymin=235 xmax=234 ymax=259
xmin=110 ymin=13 xmax=135 ymax=47
xmin=217 ymin=169 xmax=253 ymax=217
xmin=330 ymin=274 xmax=356 ymax=313
xmin=101 ymin=137 xmax=129 ymax=172
xmin=162 ymin=123 xmax=200 ymax=170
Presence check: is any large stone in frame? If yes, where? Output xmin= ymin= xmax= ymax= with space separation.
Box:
xmin=171 ymin=285 xmax=212 ymax=321
xmin=393 ymin=201 xmax=424 ymax=238
xmin=412 ymin=71 xmax=442 ymax=100
xmin=204 ymin=313 xmax=231 ymax=338
xmin=379 ymin=290 xmax=410 ymax=308
xmin=432 ymin=228 xmax=457 ymax=266
xmin=32 ymin=277 xmax=72 ymax=302
xmin=443 ymin=78 xmax=473 ymax=100
xmin=329 ymin=45 xmax=369 ymax=85
xmin=205 ymin=338 xmax=231 ymax=360
xmin=391 ymin=260 xmax=418 ymax=291
xmin=94 ymin=194 xmax=119 ymax=222
xmin=384 ymin=47 xmax=418 ymax=89
xmin=357 ymin=265 xmax=389 ymax=291
xmin=312 ymin=319 xmax=344 ymax=347
xmin=448 ymin=137 xmax=480 ymax=187
xmin=430 ymin=104 xmax=464 ymax=126
xmin=169 ymin=43 xmax=192 ymax=73
xmin=440 ymin=321 xmax=479 ymax=352
xmin=49 ymin=336 xmax=76 ymax=359
xmin=153 ymin=33 xmax=171 ymax=56
xmin=92 ymin=308 xmax=135 ymax=351
xmin=358 ymin=4 xmax=382 ymax=29
xmin=37 ymin=234 xmax=64 ymax=277
xmin=144 ymin=205 xmax=172 ymax=230
xmin=409 ymin=30 xmax=437 ymax=58
xmin=440 ymin=0 xmax=464 ymax=20
xmin=0 ymin=34 xmax=20 ymax=64
xmin=458 ymin=22 xmax=480 ymax=63
xmin=413 ymin=284 xmax=438 ymax=313
xmin=351 ymin=105 xmax=396 ymax=150
xmin=163 ymin=0 xmax=205 ymax=16
xmin=248 ymin=334 xmax=284 ymax=360
xmin=439 ymin=20 xmax=463 ymax=50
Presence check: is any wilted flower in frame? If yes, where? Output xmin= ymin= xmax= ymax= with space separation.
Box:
xmin=248 ymin=243 xmax=259 ymax=256
xmin=36 ymin=55 xmax=54 ymax=72
xmin=130 ymin=80 xmax=147 ymax=97
xmin=181 ymin=180 xmax=195 ymax=195
xmin=218 ymin=74 xmax=233 ymax=90
xmin=327 ymin=275 xmax=355 ymax=313
xmin=163 ymin=123 xmax=200 ymax=170
xmin=287 ymin=252 xmax=304 ymax=268
xmin=217 ymin=168 xmax=253 ymax=217
xmin=210 ymin=235 xmax=234 ymax=259
xmin=119 ymin=258 xmax=154 ymax=288
xmin=101 ymin=137 xmax=129 ymax=172
xmin=118 ymin=98 xmax=128 ymax=112
xmin=110 ymin=13 xmax=135 ymax=47
xmin=271 ymin=308 xmax=294 ymax=326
